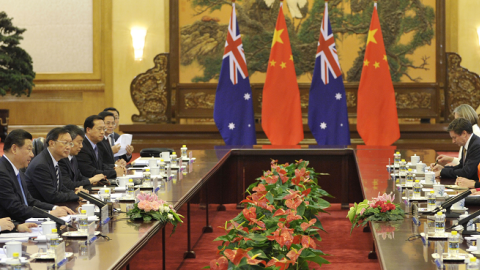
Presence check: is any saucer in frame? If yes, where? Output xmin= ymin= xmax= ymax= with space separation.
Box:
xmin=466 ymin=247 xmax=478 ymax=252
xmin=451 ymin=207 xmax=468 ymax=213
xmin=402 ymin=196 xmax=427 ymax=201
xmin=432 ymin=253 xmax=467 ymax=261
xmin=62 ymin=231 xmax=100 ymax=238
xmin=31 ymin=252 xmax=73 ymax=260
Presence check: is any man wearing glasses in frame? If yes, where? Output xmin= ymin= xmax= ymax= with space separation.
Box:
xmin=25 ymin=127 xmax=86 ymax=203
xmin=98 ymin=111 xmax=126 ymax=167
xmin=103 ymin=107 xmax=134 ymax=162
xmin=76 ymin=115 xmax=125 ymax=179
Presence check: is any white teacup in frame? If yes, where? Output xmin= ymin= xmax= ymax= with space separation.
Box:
xmin=150 ymin=167 xmax=160 ymax=176
xmin=78 ymin=203 xmax=95 ymax=217
xmin=41 ymin=221 xmax=57 ymax=235
xmin=148 ymin=159 xmax=158 ymax=168
xmin=161 ymin=152 xmax=170 ymax=161
xmin=424 ymin=171 xmax=435 ymax=184
xmin=117 ymin=176 xmax=129 ymax=187
xmin=452 ymin=198 xmax=465 ymax=210
xmin=416 ymin=162 xmax=426 ymax=173
xmin=97 ymin=186 xmax=110 ymax=195
xmin=411 ymin=155 xmax=420 ymax=165
xmin=433 ymin=184 xmax=445 ymax=197
xmin=3 ymin=241 xmax=22 ymax=258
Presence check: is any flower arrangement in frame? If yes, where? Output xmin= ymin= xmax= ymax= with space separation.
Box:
xmin=126 ymin=192 xmax=184 ymax=233
xmin=206 ymin=160 xmax=331 ymax=270
xmin=347 ymin=192 xmax=405 ymax=233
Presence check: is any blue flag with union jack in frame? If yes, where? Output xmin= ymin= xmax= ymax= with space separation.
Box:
xmin=213 ymin=3 xmax=256 ymax=146
xmin=308 ymin=3 xmax=350 ymax=145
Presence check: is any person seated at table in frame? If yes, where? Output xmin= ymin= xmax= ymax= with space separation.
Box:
xmin=98 ymin=111 xmax=126 ymax=167
xmin=76 ymin=115 xmax=125 ymax=179
xmin=0 ymin=217 xmax=37 ymax=233
xmin=431 ymin=118 xmax=480 ymax=179
xmin=0 ymin=129 xmax=74 ymax=222
xmin=103 ymin=107 xmax=134 ymax=163
xmin=59 ymin=125 xmax=105 ymax=191
xmin=25 ymin=127 xmax=86 ymax=203
xmin=435 ymin=104 xmax=480 ymax=166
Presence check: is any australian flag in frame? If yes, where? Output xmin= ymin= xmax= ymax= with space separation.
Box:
xmin=214 ymin=3 xmax=256 ymax=146
xmin=308 ymin=3 xmax=350 ymax=145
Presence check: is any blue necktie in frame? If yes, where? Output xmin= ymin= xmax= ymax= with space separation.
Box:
xmin=94 ymin=145 xmax=98 ymax=160
xmin=16 ymin=174 xmax=28 ymax=206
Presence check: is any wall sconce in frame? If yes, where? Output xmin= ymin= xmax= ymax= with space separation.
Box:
xmin=477 ymin=27 xmax=480 ymax=46
xmin=131 ymin=28 xmax=147 ymax=61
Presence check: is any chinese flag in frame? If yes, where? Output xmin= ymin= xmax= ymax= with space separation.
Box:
xmin=357 ymin=3 xmax=400 ymax=146
xmin=261 ymin=2 xmax=304 ymax=145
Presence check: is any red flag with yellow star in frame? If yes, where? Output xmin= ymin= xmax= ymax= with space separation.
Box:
xmin=261 ymin=2 xmax=304 ymax=145
xmin=357 ymin=3 xmax=400 ymax=146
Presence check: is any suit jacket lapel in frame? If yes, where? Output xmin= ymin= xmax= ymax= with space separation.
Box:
xmin=1 ymin=157 xmax=26 ymax=203
xmin=42 ymin=149 xmax=58 ymax=189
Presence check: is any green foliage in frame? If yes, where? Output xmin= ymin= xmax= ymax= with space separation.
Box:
xmin=0 ymin=12 xmax=35 ymax=97
xmin=206 ymin=159 xmax=331 ymax=269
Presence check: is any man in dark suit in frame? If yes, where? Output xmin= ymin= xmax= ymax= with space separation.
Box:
xmin=59 ymin=125 xmax=104 ymax=191
xmin=0 ymin=129 xmax=74 ymax=222
xmin=103 ymin=107 xmax=134 ymax=163
xmin=76 ymin=115 xmax=125 ymax=179
xmin=98 ymin=111 xmax=119 ymax=166
xmin=432 ymin=118 xmax=480 ymax=182
xmin=25 ymin=127 xmax=85 ymax=203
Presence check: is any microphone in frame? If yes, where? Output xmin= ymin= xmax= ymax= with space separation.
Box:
xmin=429 ymin=190 xmax=472 ymax=214
xmin=449 ymin=209 xmax=480 ymax=231
xmin=77 ymin=191 xmax=106 ymax=208
xmin=32 ymin=206 xmax=74 ymax=228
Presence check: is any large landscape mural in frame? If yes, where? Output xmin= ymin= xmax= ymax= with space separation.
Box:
xmin=179 ymin=0 xmax=436 ymax=84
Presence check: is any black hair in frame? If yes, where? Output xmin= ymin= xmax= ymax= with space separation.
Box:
xmin=84 ymin=115 xmax=104 ymax=132
xmin=64 ymin=125 xmax=85 ymax=140
xmin=3 ymin=129 xmax=33 ymax=152
xmin=98 ymin=111 xmax=115 ymax=121
xmin=103 ymin=107 xmax=120 ymax=117
xmin=448 ymin=118 xmax=473 ymax=135
xmin=45 ymin=127 xmax=70 ymax=147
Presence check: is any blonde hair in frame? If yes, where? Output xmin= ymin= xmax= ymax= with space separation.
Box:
xmin=454 ymin=104 xmax=479 ymax=126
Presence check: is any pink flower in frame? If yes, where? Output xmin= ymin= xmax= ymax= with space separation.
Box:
xmin=150 ymin=201 xmax=160 ymax=211
xmin=360 ymin=208 xmax=366 ymax=215
xmin=143 ymin=203 xmax=153 ymax=212
xmin=138 ymin=201 xmax=148 ymax=210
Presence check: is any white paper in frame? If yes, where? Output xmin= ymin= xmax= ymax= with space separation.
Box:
xmin=114 ymin=134 xmax=133 ymax=157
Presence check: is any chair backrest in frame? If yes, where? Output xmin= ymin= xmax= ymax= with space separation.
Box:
xmin=32 ymin=137 xmax=45 ymax=157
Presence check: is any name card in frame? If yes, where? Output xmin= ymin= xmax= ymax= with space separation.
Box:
xmin=55 ymin=241 xmax=66 ymax=267
xmin=134 ymin=188 xmax=140 ymax=203
xmin=87 ymin=222 xmax=96 ymax=244
xmin=153 ymin=177 xmax=158 ymax=190
xmin=101 ymin=204 xmax=110 ymax=225
xmin=178 ymin=159 xmax=183 ymax=180
xmin=167 ymin=166 xmax=171 ymax=179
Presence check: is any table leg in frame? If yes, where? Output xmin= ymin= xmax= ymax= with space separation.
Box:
xmin=203 ymin=186 xmax=213 ymax=233
xmin=368 ymin=242 xmax=377 ymax=260
xmin=363 ymin=224 xmax=371 ymax=233
xmin=184 ymin=202 xmax=196 ymax=259
xmin=217 ymin=204 xmax=226 ymax=211
xmin=162 ymin=227 xmax=165 ymax=270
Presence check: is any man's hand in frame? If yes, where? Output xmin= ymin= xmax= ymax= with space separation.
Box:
xmin=436 ymin=155 xmax=455 ymax=166
xmin=51 ymin=206 xmax=75 ymax=217
xmin=0 ymin=217 xmax=14 ymax=231
xmin=17 ymin=223 xmax=38 ymax=233
xmin=115 ymin=166 xmax=126 ymax=177
xmin=126 ymin=145 xmax=134 ymax=156
xmin=112 ymin=144 xmax=121 ymax=154
xmin=115 ymin=159 xmax=126 ymax=167
xmin=431 ymin=164 xmax=444 ymax=172
xmin=89 ymin=174 xmax=104 ymax=185
xmin=434 ymin=170 xmax=441 ymax=177
xmin=75 ymin=186 xmax=88 ymax=195
xmin=456 ymin=177 xmax=476 ymax=188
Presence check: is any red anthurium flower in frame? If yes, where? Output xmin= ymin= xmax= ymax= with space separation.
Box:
xmin=286 ymin=210 xmax=302 ymax=223
xmin=253 ymin=183 xmax=266 ymax=192
xmin=286 ymin=247 xmax=305 ymax=263
xmin=301 ymin=235 xmax=317 ymax=249
xmin=291 ymin=175 xmax=302 ymax=186
xmin=246 ymin=253 xmax=267 ymax=266
xmin=249 ymin=218 xmax=266 ymax=229
xmin=302 ymin=188 xmax=311 ymax=197
xmin=276 ymin=166 xmax=287 ymax=175
xmin=266 ymin=257 xmax=292 ymax=270
xmin=243 ymin=207 xmax=256 ymax=222
xmin=285 ymin=196 xmax=303 ymax=210
xmin=210 ymin=256 xmax=229 ymax=270
xmin=283 ymin=190 xmax=301 ymax=200
xmin=300 ymin=219 xmax=316 ymax=231
xmin=274 ymin=208 xmax=287 ymax=217
xmin=265 ymin=175 xmax=279 ymax=185
xmin=295 ymin=167 xmax=306 ymax=177
xmin=293 ymin=235 xmax=301 ymax=245
xmin=267 ymin=223 xmax=295 ymax=249
xmin=224 ymin=248 xmax=252 ymax=266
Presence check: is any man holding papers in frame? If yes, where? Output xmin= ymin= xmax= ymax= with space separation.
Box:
xmin=0 ymin=130 xmax=74 ymax=222
xmin=103 ymin=107 xmax=133 ymax=163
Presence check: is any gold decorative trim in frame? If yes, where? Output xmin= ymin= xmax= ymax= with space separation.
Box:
xmin=32 ymin=84 xmax=105 ymax=92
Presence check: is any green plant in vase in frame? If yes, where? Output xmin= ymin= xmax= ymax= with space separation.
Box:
xmin=206 ymin=160 xmax=331 ymax=270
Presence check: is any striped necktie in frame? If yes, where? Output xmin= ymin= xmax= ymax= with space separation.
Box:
xmin=109 ymin=134 xmax=115 ymax=146
xmin=55 ymin=164 xmax=60 ymax=191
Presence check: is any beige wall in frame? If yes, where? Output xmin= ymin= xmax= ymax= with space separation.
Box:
xmin=112 ymin=0 xmax=169 ymax=125
xmin=446 ymin=0 xmax=480 ymax=75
